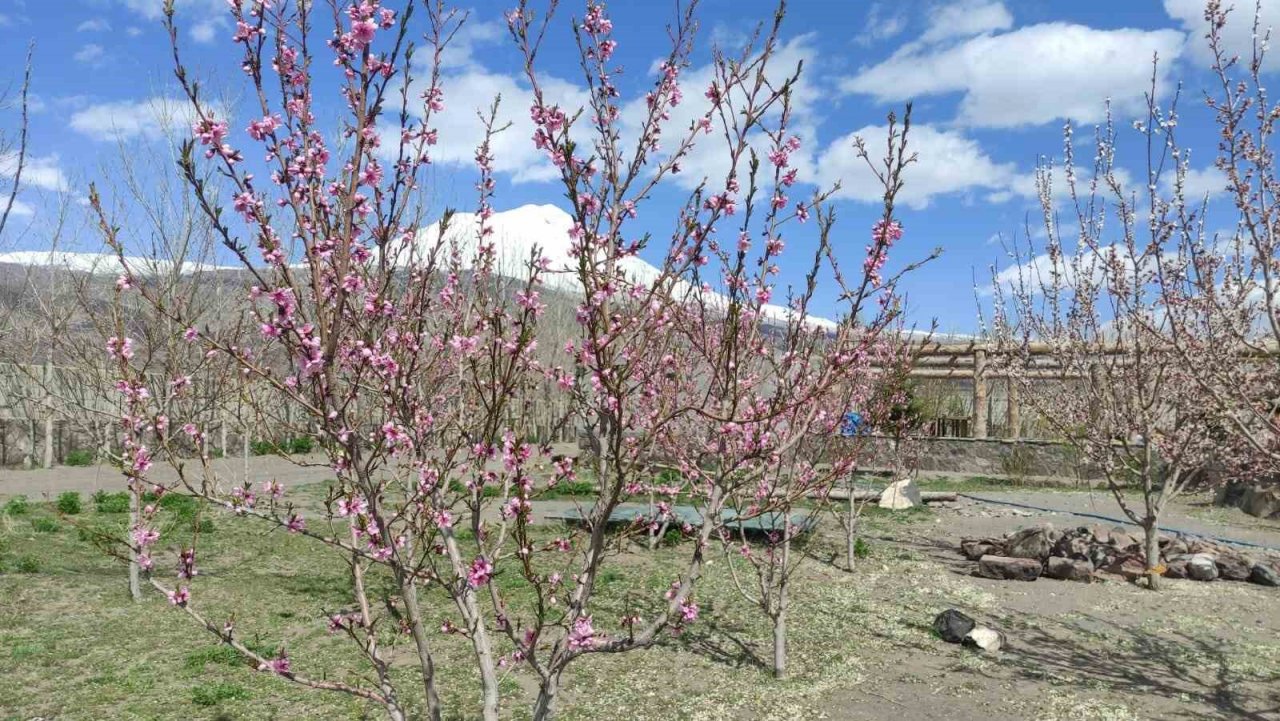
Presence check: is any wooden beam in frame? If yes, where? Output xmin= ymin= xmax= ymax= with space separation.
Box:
xmin=972 ymin=348 xmax=988 ymax=439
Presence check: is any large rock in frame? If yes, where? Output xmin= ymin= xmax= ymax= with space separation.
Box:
xmin=1249 ymin=563 xmax=1280 ymax=587
xmin=1005 ymin=525 xmax=1054 ymax=561
xmin=1052 ymin=530 xmax=1093 ymax=560
xmin=879 ymin=478 xmax=922 ymax=510
xmin=1241 ymin=486 xmax=1280 ymax=519
xmin=1104 ymin=557 xmax=1149 ymax=582
xmin=1087 ymin=545 xmax=1113 ymax=570
xmin=963 ymin=626 xmax=1005 ymax=652
xmin=1185 ymin=553 xmax=1219 ymax=582
xmin=961 ymin=540 xmax=996 ymax=561
xmin=1109 ymin=526 xmax=1141 ymax=550
xmin=1164 ymin=559 xmax=1189 ymax=579
xmin=1045 ymin=556 xmax=1094 ymax=582
xmin=1216 ymin=553 xmax=1253 ymax=582
xmin=978 ymin=555 xmax=1042 ymax=581
xmin=933 ymin=609 xmax=976 ymax=643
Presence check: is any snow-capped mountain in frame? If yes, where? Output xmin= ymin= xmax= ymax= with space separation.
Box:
xmin=408 ymin=204 xmax=840 ymax=331
xmin=0 ymin=250 xmax=234 ymax=276
xmin=0 ymin=205 xmax=839 ymax=330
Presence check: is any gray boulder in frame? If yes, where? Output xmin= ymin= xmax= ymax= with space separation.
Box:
xmin=1241 ymin=486 xmax=1280 ymax=519
xmin=1005 ymin=525 xmax=1054 ymax=561
xmin=933 ymin=609 xmax=976 ymax=643
xmin=1249 ymin=563 xmax=1280 ymax=587
xmin=879 ymin=478 xmax=922 ymax=510
xmin=978 ymin=555 xmax=1042 ymax=581
xmin=1185 ymin=553 xmax=1219 ymax=581
xmin=1216 ymin=553 xmax=1252 ymax=582
xmin=1045 ymin=556 xmax=1094 ymax=582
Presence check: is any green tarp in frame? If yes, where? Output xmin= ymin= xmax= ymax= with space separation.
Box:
xmin=543 ymin=503 xmax=816 ymax=534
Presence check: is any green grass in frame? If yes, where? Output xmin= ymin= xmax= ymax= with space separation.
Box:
xmin=191 ymin=681 xmax=251 ymax=706
xmin=93 ymin=491 xmax=130 ymax=514
xmin=64 ymin=449 xmax=96 ymax=467
xmin=0 ymin=482 xmax=1274 ymax=721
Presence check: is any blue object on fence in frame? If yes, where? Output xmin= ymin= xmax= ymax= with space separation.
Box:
xmin=839 ymin=411 xmax=867 ymax=437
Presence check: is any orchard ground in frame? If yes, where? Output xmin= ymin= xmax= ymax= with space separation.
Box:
xmin=2 ymin=460 xmax=1279 ymax=720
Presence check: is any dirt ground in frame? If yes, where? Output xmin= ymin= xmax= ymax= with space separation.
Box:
xmin=2 ymin=460 xmax=1279 ymax=720
xmin=816 ymin=495 xmax=1280 ymax=721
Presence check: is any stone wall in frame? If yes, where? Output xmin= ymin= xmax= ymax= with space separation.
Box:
xmin=836 ymin=435 xmax=1102 ymax=481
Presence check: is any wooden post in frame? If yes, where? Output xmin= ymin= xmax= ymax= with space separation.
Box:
xmin=972 ymin=348 xmax=988 ymax=439
xmin=1007 ymin=378 xmax=1021 ymax=440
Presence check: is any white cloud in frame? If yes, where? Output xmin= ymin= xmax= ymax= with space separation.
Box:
xmin=815 ymin=124 xmax=1030 ymax=209
xmin=68 ymin=97 xmax=207 ymax=142
xmin=3 ymin=199 xmax=35 ymax=218
xmin=74 ymin=44 xmax=106 ymax=66
xmin=190 ymin=16 xmax=226 ymax=44
xmin=1175 ymin=165 xmax=1229 ymax=200
xmin=0 ymin=152 xmax=70 ymax=193
xmin=378 ymin=18 xmax=590 ymax=184
xmin=126 ymin=26 xmax=143 ymax=37
xmin=1164 ymin=0 xmax=1280 ymax=72
xmin=843 ymin=23 xmax=1185 ymax=128
xmin=117 ymin=0 xmax=222 ymax=21
xmin=616 ymin=35 xmax=823 ymax=192
xmin=77 ymin=18 xmax=111 ymax=32
xmin=918 ymin=0 xmax=1012 ymax=44
xmin=440 ymin=19 xmax=504 ymax=69
xmin=855 ymin=3 xmax=908 ymax=46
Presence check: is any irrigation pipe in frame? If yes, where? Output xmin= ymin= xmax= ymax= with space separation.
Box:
xmin=956 ymin=493 xmax=1280 ymax=553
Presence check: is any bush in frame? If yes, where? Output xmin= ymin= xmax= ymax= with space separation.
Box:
xmin=448 ymin=479 xmax=501 ymax=498
xmin=56 ymin=492 xmax=82 ymax=515
xmin=14 ymin=556 xmax=40 ymax=574
xmin=31 ymin=517 xmax=58 ymax=533
xmin=64 ymin=449 xmax=95 ymax=467
xmin=3 ymin=496 xmax=29 ymax=515
xmin=93 ymin=491 xmax=130 ymax=514
xmin=251 ymin=436 xmax=316 ymax=455
xmin=194 ymin=517 xmax=215 ymax=534
xmin=853 ymin=537 xmax=872 ymax=559
xmin=191 ymin=682 xmax=250 ymax=706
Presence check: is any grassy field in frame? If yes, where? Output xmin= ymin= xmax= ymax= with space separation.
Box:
xmin=2 ymin=483 xmax=1278 ymax=720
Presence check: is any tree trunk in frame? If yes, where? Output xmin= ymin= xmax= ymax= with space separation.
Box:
xmin=1143 ymin=518 xmax=1161 ymax=591
xmin=398 ymin=579 xmax=443 ymax=721
xmin=774 ymin=535 xmax=791 ymax=679
xmin=531 ymin=672 xmax=561 ymax=721
xmin=128 ymin=485 xmax=142 ymax=602
xmin=772 ymin=606 xmax=787 ymax=679
xmin=463 ymin=588 xmax=500 ymax=721
xmin=844 ymin=489 xmax=857 ymax=572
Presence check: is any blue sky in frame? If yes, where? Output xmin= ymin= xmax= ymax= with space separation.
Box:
xmin=0 ymin=0 xmax=1265 ymax=332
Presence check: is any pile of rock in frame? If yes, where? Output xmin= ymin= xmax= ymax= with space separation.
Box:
xmin=959 ymin=523 xmax=1280 ymax=587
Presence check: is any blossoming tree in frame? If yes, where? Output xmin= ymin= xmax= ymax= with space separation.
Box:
xmin=86 ymin=0 xmax=919 ymax=718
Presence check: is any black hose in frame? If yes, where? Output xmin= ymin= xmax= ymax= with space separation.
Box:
xmin=957 ymin=493 xmax=1280 ymax=553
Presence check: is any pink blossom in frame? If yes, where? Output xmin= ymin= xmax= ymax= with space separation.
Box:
xmin=567 ymin=615 xmax=597 ymax=650
xmin=467 ymin=556 xmax=494 ymax=588
xmin=167 ymin=586 xmax=191 ymax=606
